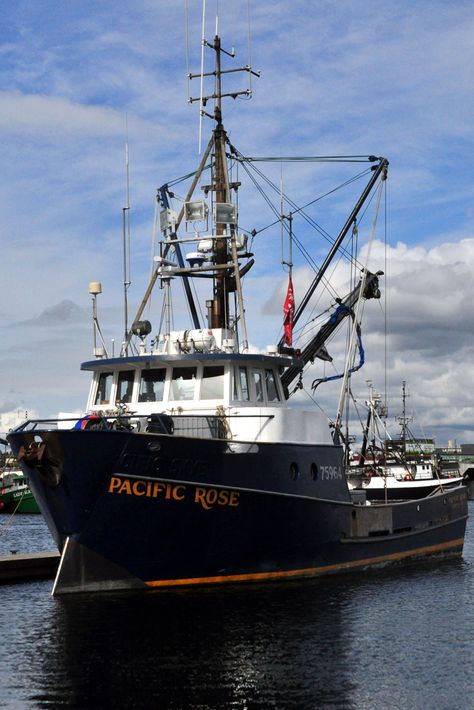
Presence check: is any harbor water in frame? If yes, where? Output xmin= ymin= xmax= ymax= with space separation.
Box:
xmin=0 ymin=507 xmax=473 ymax=709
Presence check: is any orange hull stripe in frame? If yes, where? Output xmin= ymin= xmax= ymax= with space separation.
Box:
xmin=145 ymin=537 xmax=464 ymax=588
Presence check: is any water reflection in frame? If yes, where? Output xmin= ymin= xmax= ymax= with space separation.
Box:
xmin=30 ymin=578 xmax=358 ymax=709
xmin=3 ymin=525 xmax=472 ymax=709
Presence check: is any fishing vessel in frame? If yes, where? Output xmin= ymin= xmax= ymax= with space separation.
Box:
xmin=0 ymin=470 xmax=40 ymax=514
xmin=347 ymin=384 xmax=464 ymax=501
xmin=7 ymin=29 xmax=468 ymax=594
xmin=0 ymin=440 xmax=39 ymax=514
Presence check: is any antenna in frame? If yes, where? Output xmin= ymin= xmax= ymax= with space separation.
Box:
xmin=121 ymin=116 xmax=132 ymax=355
xmin=198 ymin=0 xmax=206 ymax=153
xmin=187 ymin=3 xmax=260 ymax=131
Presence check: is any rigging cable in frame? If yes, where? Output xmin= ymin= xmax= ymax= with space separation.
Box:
xmin=238 ymin=159 xmax=339 ymax=300
xmin=236 ymin=151 xmax=374 ymax=278
xmin=334 ymin=176 xmax=385 ymax=432
xmin=384 ymin=178 xmax=388 ymax=414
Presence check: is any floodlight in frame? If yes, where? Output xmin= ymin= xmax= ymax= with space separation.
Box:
xmin=160 ymin=208 xmax=177 ymax=233
xmin=214 ymin=202 xmax=237 ymax=225
xmin=235 ymin=233 xmax=248 ymax=252
xmin=185 ymin=200 xmax=208 ymax=222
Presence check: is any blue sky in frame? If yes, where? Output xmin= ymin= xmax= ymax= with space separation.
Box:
xmin=1 ymin=0 xmax=474 ymax=445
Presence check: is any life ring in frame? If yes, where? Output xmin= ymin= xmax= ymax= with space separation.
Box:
xmin=74 ymin=415 xmax=104 ymax=430
xmin=404 ymin=473 xmax=411 ymax=481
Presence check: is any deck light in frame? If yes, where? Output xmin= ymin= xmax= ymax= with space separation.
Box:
xmin=214 ymin=202 xmax=237 ymax=225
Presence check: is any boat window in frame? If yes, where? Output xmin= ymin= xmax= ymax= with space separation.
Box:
xmin=233 ymin=366 xmax=249 ymax=401
xmin=201 ymin=366 xmax=225 ymax=399
xmin=95 ymin=372 xmax=113 ymax=405
xmin=252 ymin=370 xmax=264 ymax=402
xmin=239 ymin=367 xmax=250 ymax=401
xmin=116 ymin=371 xmax=135 ymax=403
xmin=171 ymin=367 xmax=197 ymax=400
xmin=265 ymin=369 xmax=280 ymax=402
xmin=139 ymin=369 xmax=166 ymax=402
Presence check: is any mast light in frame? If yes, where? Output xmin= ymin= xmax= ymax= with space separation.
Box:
xmin=160 ymin=208 xmax=178 ymax=234
xmin=214 ymin=202 xmax=237 ymax=225
xmin=185 ymin=200 xmax=208 ymax=223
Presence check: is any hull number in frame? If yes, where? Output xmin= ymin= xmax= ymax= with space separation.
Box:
xmin=320 ymin=465 xmax=343 ymax=480
xmin=108 ymin=477 xmax=240 ymax=510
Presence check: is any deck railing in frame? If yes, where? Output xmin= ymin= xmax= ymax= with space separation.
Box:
xmin=10 ymin=412 xmax=274 ymax=441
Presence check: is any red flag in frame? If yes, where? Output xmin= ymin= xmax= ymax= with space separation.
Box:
xmin=283 ymin=276 xmax=295 ymax=346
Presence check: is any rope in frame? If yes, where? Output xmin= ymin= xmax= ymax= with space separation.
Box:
xmin=0 ymin=488 xmax=25 ymax=533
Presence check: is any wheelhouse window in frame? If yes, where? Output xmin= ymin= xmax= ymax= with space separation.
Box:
xmin=170 ymin=367 xmax=197 ymax=400
xmin=252 ymin=370 xmax=264 ymax=402
xmin=201 ymin=366 xmax=225 ymax=400
xmin=265 ymin=369 xmax=280 ymax=402
xmin=95 ymin=372 xmax=113 ymax=405
xmin=139 ymin=369 xmax=166 ymax=402
xmin=233 ymin=366 xmax=250 ymax=401
xmin=239 ymin=367 xmax=250 ymax=401
xmin=116 ymin=371 xmax=135 ymax=403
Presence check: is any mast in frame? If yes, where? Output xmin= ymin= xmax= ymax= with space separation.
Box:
xmin=397 ymin=380 xmax=412 ymax=455
xmin=125 ymin=24 xmax=258 ymax=350
xmin=211 ymin=34 xmax=229 ymax=328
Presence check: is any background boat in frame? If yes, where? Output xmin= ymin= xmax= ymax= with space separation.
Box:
xmin=0 ymin=439 xmax=39 ymax=514
xmin=346 ymin=383 xmax=464 ymax=501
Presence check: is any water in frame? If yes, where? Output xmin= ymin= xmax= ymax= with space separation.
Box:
xmin=1 ymin=507 xmax=473 ymax=709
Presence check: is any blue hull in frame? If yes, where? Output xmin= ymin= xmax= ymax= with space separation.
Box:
xmin=7 ymin=429 xmax=468 ymax=594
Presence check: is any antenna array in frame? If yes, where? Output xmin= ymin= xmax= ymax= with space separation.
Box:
xmin=185 ymin=1 xmax=260 ymax=150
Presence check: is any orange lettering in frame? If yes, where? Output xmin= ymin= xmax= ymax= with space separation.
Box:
xmin=173 ymin=485 xmax=186 ymax=501
xmin=108 ymin=477 xmax=122 ymax=493
xmin=206 ymin=489 xmax=218 ymax=506
xmin=132 ymin=480 xmax=146 ymax=496
xmin=152 ymin=482 xmax=166 ymax=498
xmin=217 ymin=490 xmax=229 ymax=506
xmin=229 ymin=491 xmax=240 ymax=507
xmin=118 ymin=480 xmax=132 ymax=495
xmin=194 ymin=487 xmax=212 ymax=510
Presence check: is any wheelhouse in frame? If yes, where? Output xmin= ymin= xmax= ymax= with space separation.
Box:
xmin=82 ymin=353 xmax=292 ymax=414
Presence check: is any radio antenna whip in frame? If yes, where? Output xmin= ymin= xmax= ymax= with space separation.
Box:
xmin=121 ymin=115 xmax=132 ymax=355
xmin=198 ymin=0 xmax=207 ymax=153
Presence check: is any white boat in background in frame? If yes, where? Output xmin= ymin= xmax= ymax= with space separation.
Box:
xmin=347 ymin=384 xmax=464 ymax=501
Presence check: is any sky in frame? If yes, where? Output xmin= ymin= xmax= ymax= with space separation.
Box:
xmin=1 ymin=0 xmax=474 ymax=446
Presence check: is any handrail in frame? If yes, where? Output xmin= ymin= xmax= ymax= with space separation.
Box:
xmin=10 ymin=412 xmax=275 ymax=433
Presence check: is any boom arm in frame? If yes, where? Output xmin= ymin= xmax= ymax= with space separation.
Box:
xmin=280 ymin=270 xmax=382 ymax=394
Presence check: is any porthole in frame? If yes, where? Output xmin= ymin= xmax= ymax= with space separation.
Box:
xmin=290 ymin=462 xmax=299 ymax=481
xmin=310 ymin=463 xmax=318 ymax=480
xmin=147 ymin=441 xmax=161 ymax=452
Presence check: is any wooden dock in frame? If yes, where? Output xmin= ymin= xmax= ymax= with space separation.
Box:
xmin=0 ymin=550 xmax=60 ymax=583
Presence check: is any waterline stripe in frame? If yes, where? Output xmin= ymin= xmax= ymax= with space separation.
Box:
xmin=145 ymin=538 xmax=464 ymax=588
